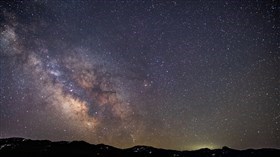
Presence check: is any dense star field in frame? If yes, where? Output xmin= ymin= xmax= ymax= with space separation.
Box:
xmin=0 ymin=0 xmax=279 ymax=150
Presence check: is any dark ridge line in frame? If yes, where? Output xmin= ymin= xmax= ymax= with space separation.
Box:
xmin=0 ymin=137 xmax=279 ymax=152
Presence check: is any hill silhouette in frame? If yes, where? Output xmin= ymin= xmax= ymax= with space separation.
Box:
xmin=0 ymin=138 xmax=279 ymax=157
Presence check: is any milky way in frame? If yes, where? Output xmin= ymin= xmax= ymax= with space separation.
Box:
xmin=0 ymin=7 xmax=141 ymax=147
xmin=0 ymin=0 xmax=279 ymax=150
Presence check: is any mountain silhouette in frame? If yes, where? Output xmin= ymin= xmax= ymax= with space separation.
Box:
xmin=0 ymin=137 xmax=279 ymax=157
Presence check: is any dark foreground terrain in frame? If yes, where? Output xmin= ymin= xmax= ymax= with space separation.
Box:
xmin=0 ymin=138 xmax=279 ymax=157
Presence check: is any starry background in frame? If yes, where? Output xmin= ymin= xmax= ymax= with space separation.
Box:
xmin=0 ymin=0 xmax=279 ymax=150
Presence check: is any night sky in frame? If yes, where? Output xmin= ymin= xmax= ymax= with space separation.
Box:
xmin=0 ymin=0 xmax=279 ymax=150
